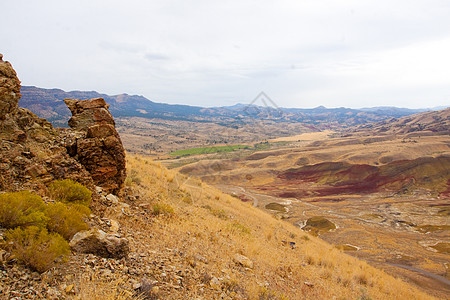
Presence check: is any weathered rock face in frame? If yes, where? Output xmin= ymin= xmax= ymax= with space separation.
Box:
xmin=0 ymin=54 xmax=20 ymax=119
xmin=64 ymin=98 xmax=126 ymax=194
xmin=69 ymin=228 xmax=129 ymax=259
xmin=64 ymin=98 xmax=115 ymax=130
xmin=0 ymin=55 xmax=94 ymax=193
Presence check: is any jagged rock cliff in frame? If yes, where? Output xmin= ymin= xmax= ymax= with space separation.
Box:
xmin=0 ymin=54 xmax=125 ymax=196
xmin=0 ymin=54 xmax=20 ymax=119
xmin=0 ymin=55 xmax=93 ymax=193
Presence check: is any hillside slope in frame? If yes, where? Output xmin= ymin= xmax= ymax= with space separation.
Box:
xmin=1 ymin=154 xmax=437 ymax=299
xmin=88 ymin=154 xmax=437 ymax=299
xmin=353 ymin=107 xmax=450 ymax=136
xmin=173 ymin=109 xmax=450 ymax=297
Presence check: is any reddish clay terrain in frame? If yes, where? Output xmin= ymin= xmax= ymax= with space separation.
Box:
xmin=171 ymin=109 xmax=450 ymax=298
xmin=276 ymin=156 xmax=450 ymax=198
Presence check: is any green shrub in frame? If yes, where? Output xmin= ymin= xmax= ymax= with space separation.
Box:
xmin=0 ymin=191 xmax=48 ymax=228
xmin=3 ymin=226 xmax=70 ymax=273
xmin=48 ymin=179 xmax=92 ymax=206
xmin=45 ymin=203 xmax=90 ymax=240
xmin=152 ymin=203 xmax=174 ymax=216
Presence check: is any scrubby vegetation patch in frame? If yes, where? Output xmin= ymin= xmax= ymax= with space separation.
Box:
xmin=0 ymin=181 xmax=91 ymax=272
xmin=265 ymin=202 xmax=287 ymax=212
xmin=3 ymin=226 xmax=70 ymax=273
xmin=48 ymin=179 xmax=92 ymax=206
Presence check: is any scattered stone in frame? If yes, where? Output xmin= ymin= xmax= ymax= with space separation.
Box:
xmin=210 ymin=276 xmax=221 ymax=290
xmin=109 ymin=219 xmax=120 ymax=232
xmin=64 ymin=284 xmax=75 ymax=294
xmin=233 ymin=254 xmax=253 ymax=269
xmin=195 ymin=255 xmax=208 ymax=264
xmin=69 ymin=228 xmax=130 ymax=259
xmin=106 ymin=194 xmax=119 ymax=205
xmin=132 ymin=282 xmax=142 ymax=290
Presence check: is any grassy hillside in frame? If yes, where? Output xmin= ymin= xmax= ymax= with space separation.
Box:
xmin=75 ymin=153 xmax=435 ymax=299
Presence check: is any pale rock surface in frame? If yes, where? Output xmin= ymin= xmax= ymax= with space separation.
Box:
xmin=233 ymin=254 xmax=253 ymax=269
xmin=69 ymin=228 xmax=129 ymax=259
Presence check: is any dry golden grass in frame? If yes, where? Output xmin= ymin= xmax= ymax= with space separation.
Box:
xmin=85 ymin=153 xmax=438 ymax=299
xmin=71 ymin=270 xmax=139 ymax=300
xmin=269 ymin=130 xmax=334 ymax=142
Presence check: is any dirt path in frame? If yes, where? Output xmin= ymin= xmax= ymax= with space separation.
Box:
xmin=213 ymin=183 xmax=450 ymax=298
xmin=386 ymin=262 xmax=450 ymax=288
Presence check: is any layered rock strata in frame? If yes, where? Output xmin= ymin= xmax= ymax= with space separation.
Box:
xmin=64 ymin=98 xmax=126 ymax=194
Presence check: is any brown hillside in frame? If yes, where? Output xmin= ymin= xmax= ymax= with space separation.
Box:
xmin=354 ymin=107 xmax=450 ymax=136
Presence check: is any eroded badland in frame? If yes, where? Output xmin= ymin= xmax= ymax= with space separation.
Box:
xmin=164 ymin=110 xmax=450 ymax=298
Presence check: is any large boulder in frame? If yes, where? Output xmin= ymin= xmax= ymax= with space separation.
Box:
xmin=64 ymin=98 xmax=126 ymax=194
xmin=69 ymin=228 xmax=129 ymax=259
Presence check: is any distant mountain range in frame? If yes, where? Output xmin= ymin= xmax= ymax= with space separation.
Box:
xmin=19 ymin=86 xmax=445 ymax=128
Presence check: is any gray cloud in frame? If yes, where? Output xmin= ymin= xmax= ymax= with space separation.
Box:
xmin=144 ymin=53 xmax=170 ymax=61
xmin=1 ymin=0 xmax=449 ymax=108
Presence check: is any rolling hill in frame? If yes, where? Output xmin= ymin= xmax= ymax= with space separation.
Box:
xmin=19 ymin=86 xmax=433 ymax=128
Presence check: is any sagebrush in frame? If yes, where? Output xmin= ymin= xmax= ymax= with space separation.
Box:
xmin=48 ymin=179 xmax=92 ymax=206
xmin=3 ymin=226 xmax=70 ymax=273
xmin=0 ymin=191 xmax=48 ymax=228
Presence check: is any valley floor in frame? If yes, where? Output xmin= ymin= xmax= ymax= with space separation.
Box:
xmin=215 ymin=184 xmax=450 ymax=298
xmin=162 ymin=130 xmax=449 ymax=298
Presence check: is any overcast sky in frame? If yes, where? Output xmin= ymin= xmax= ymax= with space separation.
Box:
xmin=2 ymin=0 xmax=450 ymax=108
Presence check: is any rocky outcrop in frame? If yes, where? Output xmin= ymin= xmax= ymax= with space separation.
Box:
xmin=64 ymin=98 xmax=126 ymax=194
xmin=0 ymin=54 xmax=20 ymax=119
xmin=69 ymin=228 xmax=129 ymax=259
xmin=64 ymin=98 xmax=115 ymax=130
xmin=0 ymin=55 xmax=94 ymax=193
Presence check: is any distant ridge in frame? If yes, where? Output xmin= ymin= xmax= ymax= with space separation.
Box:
xmin=355 ymin=106 xmax=450 ymax=135
xmin=19 ymin=86 xmax=444 ymax=128
xmin=19 ymin=86 xmax=205 ymax=127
